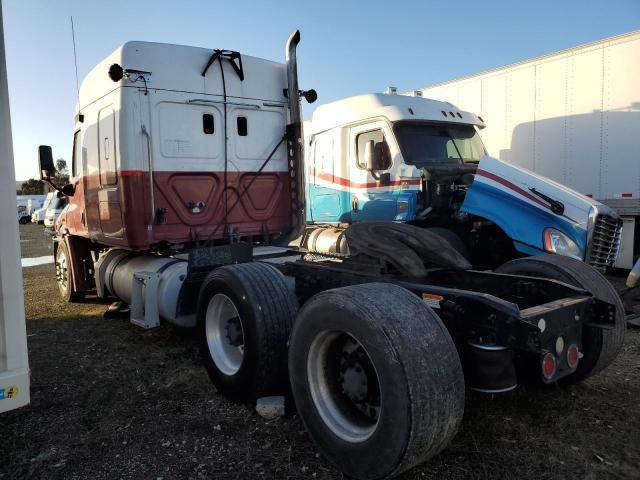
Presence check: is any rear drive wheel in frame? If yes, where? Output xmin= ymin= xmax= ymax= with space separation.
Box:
xmin=197 ymin=262 xmax=298 ymax=401
xmin=496 ymin=254 xmax=625 ymax=383
xmin=55 ymin=240 xmax=82 ymax=302
xmin=289 ymin=283 xmax=465 ymax=479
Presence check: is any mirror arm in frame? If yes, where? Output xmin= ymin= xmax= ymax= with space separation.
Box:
xmin=42 ymin=178 xmax=74 ymax=197
xmin=368 ymin=169 xmax=381 ymax=180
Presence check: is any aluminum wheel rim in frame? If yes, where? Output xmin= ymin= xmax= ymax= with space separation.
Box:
xmin=205 ymin=294 xmax=245 ymax=376
xmin=56 ymin=248 xmax=69 ymax=291
xmin=307 ymin=330 xmax=381 ymax=443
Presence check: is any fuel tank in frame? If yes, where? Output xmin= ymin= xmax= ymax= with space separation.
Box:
xmin=94 ymin=249 xmax=194 ymax=327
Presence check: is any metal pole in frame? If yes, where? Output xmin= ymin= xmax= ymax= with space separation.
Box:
xmin=0 ymin=0 xmax=30 ymax=413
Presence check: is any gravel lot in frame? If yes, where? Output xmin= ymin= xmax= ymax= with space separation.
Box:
xmin=2 ymin=224 xmax=639 ymax=479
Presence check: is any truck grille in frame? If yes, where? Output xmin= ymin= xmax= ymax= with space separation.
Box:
xmin=588 ymin=214 xmax=623 ymax=270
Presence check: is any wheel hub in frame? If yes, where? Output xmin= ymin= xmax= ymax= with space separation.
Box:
xmin=225 ymin=317 xmax=243 ymax=346
xmin=307 ymin=331 xmax=382 ymax=443
xmin=56 ymin=250 xmax=68 ymax=288
xmin=205 ymin=294 xmax=245 ymax=376
xmin=339 ymin=350 xmax=369 ymax=403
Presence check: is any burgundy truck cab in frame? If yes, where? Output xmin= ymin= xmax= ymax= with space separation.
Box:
xmin=55 ymin=41 xmax=301 ymax=251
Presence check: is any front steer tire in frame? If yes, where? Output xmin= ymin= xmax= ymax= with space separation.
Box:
xmin=55 ymin=240 xmax=82 ymax=302
xmin=197 ymin=262 xmax=298 ymax=401
xmin=288 ymin=283 xmax=465 ymax=480
xmin=496 ymin=253 xmax=625 ymax=383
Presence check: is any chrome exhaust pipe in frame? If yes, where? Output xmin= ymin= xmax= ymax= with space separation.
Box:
xmin=284 ymin=29 xmax=306 ymax=243
xmin=286 ymin=30 xmax=302 ymax=133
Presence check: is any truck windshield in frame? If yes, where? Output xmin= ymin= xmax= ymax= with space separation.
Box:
xmin=394 ymin=123 xmax=486 ymax=167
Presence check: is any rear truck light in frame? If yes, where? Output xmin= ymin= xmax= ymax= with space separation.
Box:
xmin=541 ymin=352 xmax=556 ymax=381
xmin=566 ymin=344 xmax=580 ymax=369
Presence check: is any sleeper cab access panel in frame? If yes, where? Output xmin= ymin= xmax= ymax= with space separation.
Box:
xmin=71 ymin=41 xmax=294 ymax=250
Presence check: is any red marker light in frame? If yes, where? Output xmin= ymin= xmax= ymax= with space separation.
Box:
xmin=542 ymin=353 xmax=556 ymax=380
xmin=567 ymin=344 xmax=579 ymax=369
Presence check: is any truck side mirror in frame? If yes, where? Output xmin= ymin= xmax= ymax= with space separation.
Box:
xmin=364 ymin=140 xmax=391 ymax=171
xmin=364 ymin=140 xmax=376 ymax=171
xmin=38 ymin=145 xmax=56 ymax=180
xmin=373 ymin=141 xmax=391 ymax=171
xmin=60 ymin=183 xmax=75 ymax=197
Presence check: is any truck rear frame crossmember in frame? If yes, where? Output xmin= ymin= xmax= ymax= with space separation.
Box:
xmin=280 ymin=255 xmax=616 ymax=385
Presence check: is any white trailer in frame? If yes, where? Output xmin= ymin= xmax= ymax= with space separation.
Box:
xmin=416 ymin=30 xmax=640 ymax=268
xmin=0 ymin=0 xmax=30 ymax=413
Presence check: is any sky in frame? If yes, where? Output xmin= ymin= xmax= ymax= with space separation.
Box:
xmin=3 ymin=0 xmax=639 ymax=181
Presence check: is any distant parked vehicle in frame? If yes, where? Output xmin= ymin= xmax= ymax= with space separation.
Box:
xmin=17 ymin=205 xmax=30 ymax=224
xmin=44 ymin=196 xmax=67 ymax=228
xmin=31 ymin=192 xmax=55 ymax=224
xmin=17 ymin=194 xmax=45 ymax=224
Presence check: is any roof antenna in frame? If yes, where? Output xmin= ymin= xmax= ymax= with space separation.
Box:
xmin=70 ymin=16 xmax=80 ymax=111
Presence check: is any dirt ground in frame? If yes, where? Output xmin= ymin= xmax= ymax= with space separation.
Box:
xmin=2 ymin=224 xmax=639 ymax=479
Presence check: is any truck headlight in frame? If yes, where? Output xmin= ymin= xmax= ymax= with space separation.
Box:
xmin=543 ymin=228 xmax=582 ymax=260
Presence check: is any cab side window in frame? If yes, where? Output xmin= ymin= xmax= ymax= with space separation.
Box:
xmin=72 ymin=130 xmax=81 ymax=177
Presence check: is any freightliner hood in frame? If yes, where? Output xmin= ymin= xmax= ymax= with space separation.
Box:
xmin=460 ymin=156 xmax=603 ymax=257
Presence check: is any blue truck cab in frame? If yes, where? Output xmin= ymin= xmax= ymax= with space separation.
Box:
xmin=304 ymin=93 xmax=623 ymax=270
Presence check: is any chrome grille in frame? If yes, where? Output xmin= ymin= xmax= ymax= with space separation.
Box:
xmin=588 ymin=214 xmax=623 ymax=270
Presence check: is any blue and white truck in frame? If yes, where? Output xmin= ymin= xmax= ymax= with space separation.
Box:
xmin=303 ymin=91 xmax=626 ymax=273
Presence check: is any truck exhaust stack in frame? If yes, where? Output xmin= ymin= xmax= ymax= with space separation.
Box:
xmin=285 ymin=29 xmax=314 ymax=242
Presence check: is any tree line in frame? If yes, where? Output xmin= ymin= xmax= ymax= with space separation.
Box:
xmin=17 ymin=159 xmax=69 ymax=195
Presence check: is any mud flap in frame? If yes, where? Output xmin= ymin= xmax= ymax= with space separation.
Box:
xmin=175 ymin=243 xmax=253 ymax=321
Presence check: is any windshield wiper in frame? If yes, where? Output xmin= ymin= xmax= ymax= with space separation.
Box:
xmin=529 ymin=187 xmax=565 ymax=215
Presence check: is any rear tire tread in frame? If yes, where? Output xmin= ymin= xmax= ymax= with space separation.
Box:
xmin=197 ymin=262 xmax=298 ymax=399
xmin=289 ymin=283 xmax=465 ymax=479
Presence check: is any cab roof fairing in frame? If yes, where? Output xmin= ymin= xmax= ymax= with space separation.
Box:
xmin=307 ymin=93 xmax=485 ymax=135
xmin=75 ymin=41 xmax=289 ymax=115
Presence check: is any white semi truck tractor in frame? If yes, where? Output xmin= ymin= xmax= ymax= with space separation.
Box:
xmin=39 ymin=31 xmax=627 ymax=479
xmin=0 ymin=0 xmax=30 ymax=414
